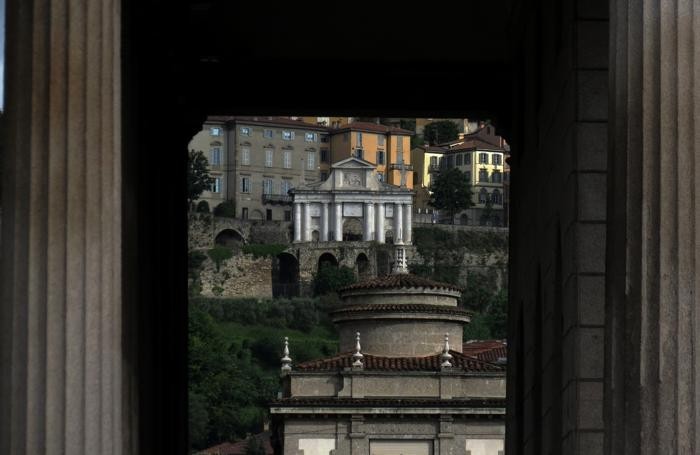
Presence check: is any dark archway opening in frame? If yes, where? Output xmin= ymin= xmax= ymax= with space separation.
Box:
xmin=214 ymin=228 xmax=245 ymax=248
xmin=356 ymin=253 xmax=370 ymax=279
xmin=376 ymin=250 xmax=391 ymax=276
xmin=318 ymin=252 xmax=339 ymax=271
xmin=122 ymin=1 xmax=520 ymax=451
xmin=272 ymin=253 xmax=299 ymax=298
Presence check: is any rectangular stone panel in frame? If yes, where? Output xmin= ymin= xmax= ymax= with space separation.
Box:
xmin=343 ymin=202 xmax=363 ymax=217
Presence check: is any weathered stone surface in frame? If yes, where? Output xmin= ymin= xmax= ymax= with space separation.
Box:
xmin=198 ymin=254 xmax=273 ymax=298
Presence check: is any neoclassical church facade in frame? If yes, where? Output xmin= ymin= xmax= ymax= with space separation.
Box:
xmin=270 ymin=273 xmax=506 ymax=455
xmin=291 ymin=157 xmax=413 ymax=244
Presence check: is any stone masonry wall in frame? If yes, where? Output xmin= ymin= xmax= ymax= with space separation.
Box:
xmin=198 ymin=253 xmax=273 ymax=298
xmin=507 ymin=2 xmax=608 ymax=454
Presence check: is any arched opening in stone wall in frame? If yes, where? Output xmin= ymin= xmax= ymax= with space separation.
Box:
xmin=460 ymin=214 xmax=469 ymax=225
xmin=214 ymin=229 xmax=245 ymax=248
xmin=311 ymin=230 xmax=320 ymax=242
xmin=272 ymin=252 xmax=299 ymax=298
xmin=250 ymin=209 xmax=264 ymax=220
xmin=318 ymin=252 xmax=339 ymax=270
xmin=342 ymin=218 xmax=363 ymax=241
xmin=356 ymin=253 xmax=370 ymax=279
xmin=385 ymin=230 xmax=394 ymax=244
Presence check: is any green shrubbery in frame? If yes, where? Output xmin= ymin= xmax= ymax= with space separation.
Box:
xmin=190 ymin=296 xmax=334 ymax=332
xmin=196 ymin=200 xmax=210 ymax=213
xmin=213 ymin=200 xmax=236 ymax=218
xmin=241 ymin=243 xmax=288 ymax=258
xmin=313 ymin=264 xmax=356 ymax=296
xmin=188 ymin=305 xmax=278 ymax=450
xmin=207 ymin=245 xmax=234 ymax=271
xmin=188 ymin=297 xmax=340 ymax=451
xmin=463 ymin=289 xmax=507 ymax=340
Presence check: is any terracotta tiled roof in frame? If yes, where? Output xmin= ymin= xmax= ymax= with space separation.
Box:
xmin=205 ymin=115 xmax=329 ymax=131
xmin=198 ymin=432 xmax=273 ymax=455
xmin=329 ymin=121 xmax=414 ymax=135
xmin=330 ymin=304 xmax=471 ymax=318
xmin=462 ymin=340 xmax=507 ymax=363
xmin=446 ymin=138 xmax=506 ymax=152
xmin=294 ymin=350 xmax=503 ymax=372
xmin=270 ymin=397 xmax=506 ymax=409
xmin=338 ymin=274 xmax=463 ymax=293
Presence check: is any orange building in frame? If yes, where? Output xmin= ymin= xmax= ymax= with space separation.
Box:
xmin=328 ymin=122 xmax=414 ymax=188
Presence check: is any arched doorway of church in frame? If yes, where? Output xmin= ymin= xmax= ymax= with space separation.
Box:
xmin=214 ymin=229 xmax=245 ymax=249
xmin=356 ymin=253 xmax=370 ymax=279
xmin=318 ymin=252 xmax=339 ymax=270
xmin=343 ymin=218 xmax=363 ymax=241
xmin=385 ymin=230 xmax=394 ymax=244
xmin=272 ymin=252 xmax=299 ymax=298
xmin=311 ymin=230 xmax=320 ymax=242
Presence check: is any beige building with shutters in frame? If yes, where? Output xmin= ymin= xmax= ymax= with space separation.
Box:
xmin=188 ymin=116 xmax=329 ymax=221
xmin=270 ymin=274 xmax=506 ymax=455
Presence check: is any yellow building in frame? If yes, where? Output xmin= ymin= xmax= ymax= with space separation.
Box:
xmin=410 ymin=145 xmax=447 ymax=190
xmin=328 ymin=122 xmax=414 ymax=189
xmin=441 ymin=126 xmax=508 ymax=225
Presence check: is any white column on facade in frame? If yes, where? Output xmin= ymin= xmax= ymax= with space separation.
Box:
xmin=364 ymin=202 xmax=374 ymax=241
xmin=303 ymin=203 xmax=312 ymax=242
xmin=293 ymin=202 xmax=302 ymax=242
xmin=335 ymin=202 xmax=343 ymax=241
xmin=404 ymin=203 xmax=413 ymax=244
xmin=0 ymin=0 xmax=125 ymax=452
xmin=395 ymin=203 xmax=404 ymax=243
xmin=321 ymin=203 xmax=329 ymax=241
xmin=375 ymin=202 xmax=385 ymax=244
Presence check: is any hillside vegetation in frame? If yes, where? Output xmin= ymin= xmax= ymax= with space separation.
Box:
xmin=188 ymin=296 xmax=340 ymax=451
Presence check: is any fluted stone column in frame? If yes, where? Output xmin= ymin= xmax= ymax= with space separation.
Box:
xmin=404 ymin=203 xmax=412 ymax=244
xmin=364 ymin=203 xmax=374 ymax=241
xmin=375 ymin=202 xmax=385 ymax=244
xmin=321 ymin=203 xmax=329 ymax=241
xmin=607 ymin=2 xmax=700 ymax=453
xmin=293 ymin=202 xmax=302 ymax=242
xmin=0 ymin=0 xmax=124 ymax=452
xmin=303 ymin=203 xmax=312 ymax=242
xmin=335 ymin=203 xmax=343 ymax=241
xmin=395 ymin=203 xmax=404 ymax=243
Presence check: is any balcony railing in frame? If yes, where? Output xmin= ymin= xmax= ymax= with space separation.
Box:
xmin=388 ymin=163 xmax=414 ymax=171
xmin=428 ymin=164 xmax=442 ymax=173
xmin=262 ymin=194 xmax=293 ymax=204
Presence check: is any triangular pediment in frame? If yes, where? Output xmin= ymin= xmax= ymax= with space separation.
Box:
xmin=332 ymin=156 xmax=376 ymax=169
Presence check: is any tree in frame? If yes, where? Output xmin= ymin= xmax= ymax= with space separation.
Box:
xmin=213 ymin=200 xmax=236 ymax=218
xmin=429 ymin=168 xmax=474 ymax=224
xmin=480 ymin=199 xmax=494 ymax=226
xmin=246 ymin=435 xmax=266 ymax=455
xmin=188 ymin=150 xmax=215 ymax=208
xmin=423 ymin=120 xmax=460 ymax=145
xmin=313 ymin=264 xmax=356 ymax=296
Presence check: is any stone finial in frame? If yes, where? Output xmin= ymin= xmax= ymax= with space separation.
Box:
xmin=393 ymin=245 xmax=408 ymax=274
xmin=352 ymin=332 xmax=364 ymax=368
xmin=441 ymin=333 xmax=453 ymax=368
xmin=281 ymin=337 xmax=292 ymax=373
